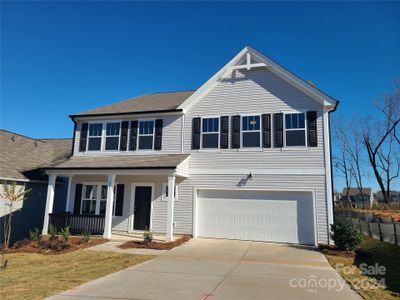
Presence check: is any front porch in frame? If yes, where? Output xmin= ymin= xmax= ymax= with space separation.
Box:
xmin=42 ymin=154 xmax=190 ymax=242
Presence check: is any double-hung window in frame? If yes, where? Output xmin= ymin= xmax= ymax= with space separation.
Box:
xmin=88 ymin=123 xmax=103 ymax=151
xmin=284 ymin=112 xmax=306 ymax=146
xmin=138 ymin=120 xmax=154 ymax=150
xmin=201 ymin=117 xmax=219 ymax=148
xmin=81 ymin=185 xmax=98 ymax=214
xmin=242 ymin=115 xmax=261 ymax=147
xmin=105 ymin=122 xmax=120 ymax=151
xmin=81 ymin=184 xmax=117 ymax=216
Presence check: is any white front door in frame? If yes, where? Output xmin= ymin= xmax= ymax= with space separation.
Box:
xmin=196 ymin=189 xmax=315 ymax=245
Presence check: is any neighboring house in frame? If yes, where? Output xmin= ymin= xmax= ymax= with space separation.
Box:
xmin=374 ymin=191 xmax=400 ymax=204
xmin=333 ymin=191 xmax=342 ymax=206
xmin=42 ymin=46 xmax=338 ymax=246
xmin=340 ymin=187 xmax=374 ymax=208
xmin=0 ymin=130 xmax=71 ymax=244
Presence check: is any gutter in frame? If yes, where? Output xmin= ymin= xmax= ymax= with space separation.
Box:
xmin=69 ymin=109 xmax=183 ymax=120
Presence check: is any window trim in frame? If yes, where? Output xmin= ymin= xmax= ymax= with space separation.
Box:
xmin=162 ymin=183 xmax=179 ymax=202
xmin=85 ymin=120 xmax=122 ymax=153
xmin=80 ymin=182 xmax=118 ymax=216
xmin=200 ymin=116 xmax=220 ymax=150
xmin=104 ymin=122 xmax=121 ymax=152
xmin=137 ymin=118 xmax=156 ymax=151
xmin=240 ymin=114 xmax=262 ymax=148
xmin=87 ymin=123 xmax=104 ymax=152
xmin=282 ymin=110 xmax=308 ymax=148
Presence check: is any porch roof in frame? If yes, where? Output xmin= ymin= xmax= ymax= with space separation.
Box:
xmin=44 ymin=154 xmax=189 ymax=171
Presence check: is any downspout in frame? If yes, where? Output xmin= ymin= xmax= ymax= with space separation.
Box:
xmin=328 ymin=101 xmax=340 ymax=244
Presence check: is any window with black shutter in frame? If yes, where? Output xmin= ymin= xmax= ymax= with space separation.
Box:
xmin=274 ymin=113 xmax=283 ymax=148
xmin=192 ymin=117 xmax=201 ymax=149
xmin=284 ymin=112 xmax=306 ymax=147
xmin=79 ymin=123 xmax=88 ymax=152
xmin=154 ymin=119 xmax=163 ymax=150
xmin=307 ymin=111 xmax=318 ymax=147
xmin=220 ymin=116 xmax=229 ymax=149
xmin=231 ymin=115 xmax=241 ymax=149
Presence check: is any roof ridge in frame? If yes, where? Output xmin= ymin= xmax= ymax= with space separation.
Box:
xmin=0 ymin=129 xmax=47 ymax=143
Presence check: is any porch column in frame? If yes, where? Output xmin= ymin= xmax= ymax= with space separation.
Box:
xmin=65 ymin=176 xmax=73 ymax=212
xmin=166 ymin=175 xmax=175 ymax=242
xmin=42 ymin=174 xmax=57 ymax=235
xmin=103 ymin=174 xmax=115 ymax=239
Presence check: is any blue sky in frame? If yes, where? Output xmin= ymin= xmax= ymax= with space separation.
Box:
xmin=1 ymin=1 xmax=399 ymax=190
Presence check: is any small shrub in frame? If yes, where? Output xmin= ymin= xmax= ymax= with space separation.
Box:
xmin=331 ymin=214 xmax=363 ymax=251
xmin=80 ymin=231 xmax=91 ymax=243
xmin=60 ymin=227 xmax=71 ymax=241
xmin=29 ymin=228 xmax=42 ymax=241
xmin=143 ymin=230 xmax=153 ymax=244
xmin=48 ymin=224 xmax=58 ymax=240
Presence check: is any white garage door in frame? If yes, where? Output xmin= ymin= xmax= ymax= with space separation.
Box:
xmin=196 ymin=189 xmax=315 ymax=245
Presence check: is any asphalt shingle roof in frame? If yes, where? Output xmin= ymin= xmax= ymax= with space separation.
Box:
xmin=0 ymin=130 xmax=72 ymax=181
xmin=73 ymin=91 xmax=194 ymax=117
xmin=45 ymin=154 xmax=189 ymax=170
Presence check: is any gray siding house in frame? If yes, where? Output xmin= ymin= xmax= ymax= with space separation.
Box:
xmin=0 ymin=130 xmax=71 ymax=244
xmin=43 ymin=46 xmax=338 ymax=246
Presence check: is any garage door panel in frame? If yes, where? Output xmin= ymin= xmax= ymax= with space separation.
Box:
xmin=197 ymin=190 xmax=315 ymax=245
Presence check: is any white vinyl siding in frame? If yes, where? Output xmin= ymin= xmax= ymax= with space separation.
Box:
xmin=182 ymin=68 xmax=328 ymax=243
xmin=73 ymin=115 xmax=182 ymax=155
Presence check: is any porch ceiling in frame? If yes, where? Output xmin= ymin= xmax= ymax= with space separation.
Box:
xmin=44 ymin=154 xmax=190 ymax=171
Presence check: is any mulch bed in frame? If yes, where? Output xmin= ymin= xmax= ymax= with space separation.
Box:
xmin=3 ymin=236 xmax=108 ymax=255
xmin=118 ymin=235 xmax=191 ymax=250
xmin=319 ymin=244 xmax=356 ymax=258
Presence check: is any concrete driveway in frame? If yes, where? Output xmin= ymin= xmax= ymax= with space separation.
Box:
xmin=49 ymin=238 xmax=360 ymax=300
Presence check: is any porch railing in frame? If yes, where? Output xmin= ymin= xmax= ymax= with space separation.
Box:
xmin=49 ymin=213 xmax=105 ymax=235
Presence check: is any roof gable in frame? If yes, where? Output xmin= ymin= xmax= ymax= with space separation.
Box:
xmin=178 ymin=46 xmax=338 ymax=113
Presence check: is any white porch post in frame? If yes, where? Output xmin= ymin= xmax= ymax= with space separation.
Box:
xmin=42 ymin=174 xmax=57 ymax=235
xmin=103 ymin=174 xmax=115 ymax=239
xmin=166 ymin=175 xmax=175 ymax=242
xmin=65 ymin=176 xmax=73 ymax=212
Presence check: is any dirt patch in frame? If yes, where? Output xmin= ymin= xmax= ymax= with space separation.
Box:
xmin=3 ymin=236 xmax=108 ymax=255
xmin=319 ymin=244 xmax=356 ymax=258
xmin=119 ymin=235 xmax=191 ymax=250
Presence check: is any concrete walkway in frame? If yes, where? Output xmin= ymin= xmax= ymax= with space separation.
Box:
xmin=48 ymin=238 xmax=361 ymax=300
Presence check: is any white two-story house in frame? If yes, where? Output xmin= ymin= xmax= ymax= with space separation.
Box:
xmin=43 ymin=46 xmax=338 ymax=246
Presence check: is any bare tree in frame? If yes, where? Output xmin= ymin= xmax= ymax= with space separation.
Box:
xmin=334 ymin=120 xmax=353 ymax=208
xmin=0 ymin=181 xmax=31 ymax=249
xmin=346 ymin=121 xmax=369 ymax=208
xmin=363 ymin=82 xmax=400 ymax=205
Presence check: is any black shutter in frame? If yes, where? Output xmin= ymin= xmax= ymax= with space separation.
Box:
xmin=307 ymin=111 xmax=318 ymax=147
xmin=119 ymin=121 xmax=129 ymax=151
xmin=73 ymin=184 xmax=83 ymax=214
xmin=129 ymin=121 xmax=138 ymax=151
xmin=79 ymin=123 xmax=88 ymax=152
xmin=154 ymin=119 xmax=163 ymax=150
xmin=262 ymin=114 xmax=271 ymax=148
xmin=192 ymin=118 xmax=201 ymax=149
xmin=220 ymin=116 xmax=229 ymax=149
xmin=115 ymin=184 xmax=124 ymax=216
xmin=274 ymin=113 xmax=283 ymax=148
xmin=231 ymin=115 xmax=241 ymax=149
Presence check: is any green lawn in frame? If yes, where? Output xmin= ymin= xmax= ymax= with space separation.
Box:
xmin=325 ymin=237 xmax=400 ymax=300
xmin=0 ymin=250 xmax=153 ymax=300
